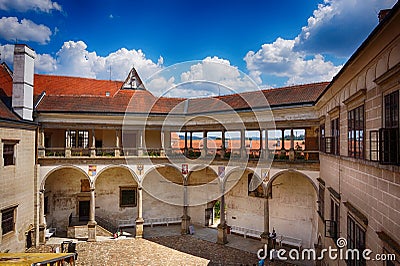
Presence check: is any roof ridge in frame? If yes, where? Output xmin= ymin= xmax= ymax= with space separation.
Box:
xmin=35 ymin=73 xmax=124 ymax=83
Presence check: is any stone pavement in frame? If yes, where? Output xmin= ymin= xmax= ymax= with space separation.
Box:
xmin=28 ymin=225 xmax=308 ymax=265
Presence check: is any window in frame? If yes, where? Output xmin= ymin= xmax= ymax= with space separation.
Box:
xmin=120 ymin=187 xmax=137 ymax=207
xmin=318 ymin=184 xmax=325 ymax=219
xmin=66 ymin=130 xmax=89 ymax=148
xmin=319 ymin=124 xmax=325 ymax=152
xmin=370 ymin=131 xmax=379 ymax=161
xmin=330 ymin=198 xmax=340 ymax=240
xmin=348 ymin=105 xmax=364 ymax=159
xmin=1 ymin=207 xmax=16 ymax=235
xmin=3 ymin=143 xmax=15 ymax=166
xmin=347 ymin=215 xmax=366 ymax=266
xmin=384 ymin=91 xmax=399 ymax=128
xmin=380 ymin=91 xmax=399 ymax=165
xmin=331 ymin=118 xmax=340 ymax=155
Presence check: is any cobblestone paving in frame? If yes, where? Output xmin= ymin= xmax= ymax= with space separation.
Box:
xmin=28 ymin=235 xmax=291 ymax=265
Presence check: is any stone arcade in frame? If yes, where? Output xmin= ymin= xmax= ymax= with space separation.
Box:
xmin=0 ymin=3 xmax=400 ymax=265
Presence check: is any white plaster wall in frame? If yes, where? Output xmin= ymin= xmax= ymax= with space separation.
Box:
xmin=142 ymin=190 xmax=182 ymax=219
xmin=95 ymin=167 xmax=137 ymax=221
xmin=225 ymin=171 xmax=264 ymax=232
xmin=269 ymin=172 xmax=318 ymax=248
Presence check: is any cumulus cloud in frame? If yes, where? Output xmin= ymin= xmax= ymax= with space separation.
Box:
xmin=0 ymin=17 xmax=52 ymax=44
xmin=1 ymin=41 xmax=163 ymax=84
xmin=245 ymin=38 xmax=342 ymax=85
xmin=244 ymin=0 xmax=397 ymax=86
xmin=0 ymin=0 xmax=62 ymax=13
xmin=295 ymin=0 xmax=397 ymax=56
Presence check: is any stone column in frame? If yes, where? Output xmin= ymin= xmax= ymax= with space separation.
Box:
xmin=220 ymin=129 xmax=226 ymax=159
xmin=90 ymin=129 xmax=96 ymax=157
xmin=38 ymin=190 xmax=46 ymax=244
xmin=201 ymin=131 xmax=208 ymax=157
xmin=217 ymin=185 xmax=228 ymax=244
xmin=184 ymin=131 xmax=188 ymax=156
xmin=189 ymin=132 xmax=193 ymax=149
xmin=137 ymin=130 xmax=144 ymax=156
xmin=181 ymin=178 xmax=191 ymax=234
xmin=87 ymin=188 xmax=97 ymax=242
xmin=38 ymin=129 xmax=45 ymax=157
xmin=135 ymin=186 xmax=144 ymax=238
xmin=115 ymin=129 xmax=120 ymax=157
xmin=65 ymin=129 xmax=71 ymax=157
xmin=164 ymin=130 xmax=171 ymax=155
xmin=260 ymin=196 xmax=270 ymax=249
xmin=289 ymin=128 xmax=295 ymax=161
xmin=259 ymin=129 xmax=263 ymax=159
xmin=240 ymin=129 xmax=246 ymax=158
xmin=280 ymin=129 xmax=286 ymax=157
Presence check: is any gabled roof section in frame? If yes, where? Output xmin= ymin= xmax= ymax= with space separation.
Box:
xmin=121 ymin=67 xmax=145 ymax=90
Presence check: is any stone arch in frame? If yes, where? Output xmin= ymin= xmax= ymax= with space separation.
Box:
xmin=94 ymin=165 xmax=140 ymax=223
xmin=187 ymin=164 xmax=219 ymax=186
xmin=267 ymin=169 xmax=318 ymax=194
xmin=41 ymin=164 xmax=90 ymax=191
xmin=142 ymin=163 xmax=184 ymax=185
xmin=224 ymin=167 xmax=264 ymax=195
xmin=94 ymin=164 xmax=139 ymax=186
xmin=42 ymin=165 xmax=92 ymax=234
xmin=141 ymin=164 xmax=184 ymax=218
xmin=267 ymin=169 xmax=318 ymax=248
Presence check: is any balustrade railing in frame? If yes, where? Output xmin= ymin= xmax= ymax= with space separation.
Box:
xmin=41 ymin=146 xmax=319 ymax=162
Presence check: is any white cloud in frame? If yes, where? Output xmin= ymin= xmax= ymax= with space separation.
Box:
xmin=0 ymin=0 xmax=62 ymax=13
xmin=180 ymin=56 xmax=260 ymax=92
xmin=0 ymin=17 xmax=52 ymax=44
xmin=295 ymin=0 xmax=397 ymax=56
xmin=1 ymin=41 xmax=163 ymax=85
xmin=244 ymin=37 xmax=342 ymax=86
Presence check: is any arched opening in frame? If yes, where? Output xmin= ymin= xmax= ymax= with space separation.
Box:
xmin=142 ymin=165 xmax=183 ymax=221
xmin=224 ymin=168 xmax=265 ymax=233
xmin=94 ymin=166 xmax=138 ymax=231
xmin=43 ymin=166 xmax=90 ymax=236
xmin=268 ymin=170 xmax=318 ymax=248
xmin=186 ymin=166 xmax=219 ymax=226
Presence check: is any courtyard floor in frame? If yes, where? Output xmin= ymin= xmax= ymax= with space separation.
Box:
xmin=29 ymin=225 xmax=302 ymax=265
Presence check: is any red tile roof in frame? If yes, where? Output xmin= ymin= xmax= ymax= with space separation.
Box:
xmin=0 ymin=99 xmax=20 ymax=121
xmin=34 ymin=74 xmax=123 ymax=96
xmin=0 ymin=63 xmax=329 ymax=116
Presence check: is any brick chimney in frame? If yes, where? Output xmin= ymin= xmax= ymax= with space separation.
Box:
xmin=12 ymin=44 xmax=35 ymax=121
xmin=378 ymin=9 xmax=391 ymax=23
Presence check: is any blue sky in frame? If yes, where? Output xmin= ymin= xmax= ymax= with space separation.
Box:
xmin=0 ymin=0 xmax=397 ymax=96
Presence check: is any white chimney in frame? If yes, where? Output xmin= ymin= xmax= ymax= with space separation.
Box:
xmin=12 ymin=44 xmax=35 ymax=121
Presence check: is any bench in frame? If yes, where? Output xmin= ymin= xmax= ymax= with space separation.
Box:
xmin=45 ymin=227 xmax=56 ymax=239
xmin=143 ymin=217 xmax=181 ymax=227
xmin=230 ymin=225 xmax=262 ymax=239
xmin=276 ymin=235 xmax=302 ymax=250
